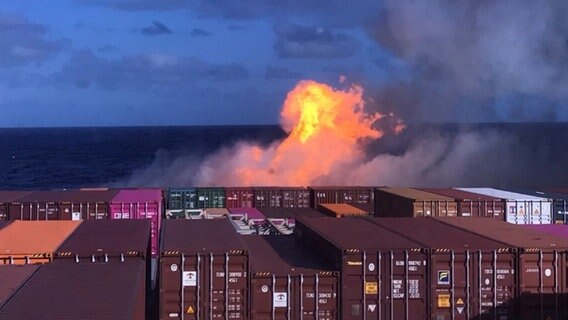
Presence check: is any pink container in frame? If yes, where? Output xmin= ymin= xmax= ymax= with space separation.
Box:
xmin=110 ymin=189 xmax=162 ymax=256
xmin=229 ymin=208 xmax=266 ymax=225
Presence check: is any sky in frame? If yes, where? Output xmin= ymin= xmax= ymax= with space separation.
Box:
xmin=1 ymin=0 xmax=567 ymax=127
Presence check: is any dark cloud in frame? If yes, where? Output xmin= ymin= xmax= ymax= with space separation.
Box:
xmin=265 ymin=66 xmax=303 ymax=80
xmin=273 ymin=24 xmax=360 ymax=59
xmin=75 ymin=0 xmax=189 ymax=11
xmin=369 ymin=0 xmax=568 ymax=122
xmin=52 ymin=49 xmax=249 ymax=90
xmin=190 ymin=28 xmax=211 ymax=37
xmin=141 ymin=21 xmax=172 ymax=36
xmin=190 ymin=0 xmax=379 ymax=28
xmin=0 ymin=12 xmax=68 ymax=67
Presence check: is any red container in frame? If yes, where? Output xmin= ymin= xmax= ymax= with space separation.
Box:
xmin=160 ymin=219 xmax=249 ymax=320
xmin=0 ymin=260 xmax=146 ymax=320
xmin=295 ymin=216 xmax=429 ymax=319
xmin=374 ymin=188 xmax=458 ymax=217
xmin=109 ymin=189 xmax=162 ymax=257
xmin=309 ymin=186 xmax=374 ymax=208
xmin=370 ymin=217 xmax=517 ymax=319
xmin=436 ymin=217 xmax=568 ymax=320
xmin=0 ymin=265 xmax=39 ymax=306
xmin=225 ymin=187 xmax=254 ymax=208
xmin=253 ymin=187 xmax=283 ymax=208
xmin=244 ymin=236 xmax=339 ymax=319
xmin=8 ymin=191 xmax=61 ymax=220
xmin=0 ymin=191 xmax=31 ymax=220
xmin=282 ymin=187 xmax=311 ymax=208
xmin=420 ymin=188 xmax=505 ymax=218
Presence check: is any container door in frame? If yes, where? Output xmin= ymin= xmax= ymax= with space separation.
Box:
xmin=431 ymin=250 xmax=469 ymax=320
xmin=387 ymin=250 xmax=428 ymax=320
xmin=341 ymin=251 xmax=380 ymax=320
xmin=553 ymin=200 xmax=568 ymax=224
xmin=0 ymin=204 xmax=7 ymax=220
xmin=474 ymin=250 xmax=516 ymax=319
xmin=251 ymin=275 xmax=294 ymax=320
xmin=301 ymin=273 xmax=338 ymax=320
xmin=518 ymin=250 xmax=565 ymax=320
xmin=59 ymin=202 xmax=72 ymax=220
xmin=138 ymin=202 xmax=159 ymax=256
xmin=8 ymin=203 xmax=28 ymax=220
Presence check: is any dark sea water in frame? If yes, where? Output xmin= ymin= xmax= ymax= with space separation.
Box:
xmin=0 ymin=123 xmax=567 ymax=190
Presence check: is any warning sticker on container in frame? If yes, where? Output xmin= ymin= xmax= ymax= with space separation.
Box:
xmin=183 ymin=271 xmax=196 ymax=287
xmin=438 ymin=294 xmax=451 ymax=308
xmin=365 ymin=282 xmax=378 ymax=295
xmin=273 ymin=292 xmax=287 ymax=307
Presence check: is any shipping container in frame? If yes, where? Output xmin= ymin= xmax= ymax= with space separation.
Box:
xmin=0 ymin=260 xmax=146 ymax=320
xmin=243 ymin=235 xmax=339 ymax=320
xmin=502 ymin=188 xmax=568 ymax=224
xmin=229 ymin=208 xmax=270 ymax=235
xmin=420 ymin=188 xmax=505 ymax=218
xmin=295 ymin=216 xmax=429 ymax=319
xmin=167 ymin=188 xmax=197 ymax=210
xmin=435 ymin=217 xmax=568 ymax=320
xmin=196 ymin=187 xmax=226 ymax=208
xmin=0 ymin=220 xmax=81 ymax=265
xmin=0 ymin=265 xmax=39 ymax=307
xmin=260 ymin=208 xmax=330 ymax=235
xmin=282 ymin=187 xmax=311 ymax=208
xmin=8 ymin=191 xmax=61 ymax=220
xmin=110 ymin=188 xmax=162 ymax=257
xmin=318 ymin=203 xmax=368 ymax=217
xmin=456 ymin=188 xmax=552 ymax=224
xmin=375 ymin=188 xmax=458 ymax=218
xmin=370 ymin=217 xmax=517 ymax=319
xmin=309 ymin=186 xmax=375 ymax=208
xmin=225 ymin=187 xmax=254 ymax=208
xmin=349 ymin=203 xmax=374 ymax=215
xmin=204 ymin=207 xmax=229 ymax=219
xmin=0 ymin=191 xmax=31 ymax=220
xmin=160 ymin=219 xmax=249 ymax=320
xmin=254 ymin=187 xmax=283 ymax=208
xmin=523 ymin=224 xmax=568 ymax=238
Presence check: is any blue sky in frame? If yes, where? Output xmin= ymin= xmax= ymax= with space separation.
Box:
xmin=0 ymin=1 xmax=567 ymax=127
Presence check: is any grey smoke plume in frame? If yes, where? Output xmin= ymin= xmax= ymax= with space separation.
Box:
xmin=371 ymin=0 xmax=568 ymax=122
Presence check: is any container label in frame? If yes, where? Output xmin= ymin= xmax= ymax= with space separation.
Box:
xmin=183 ymin=271 xmax=197 ymax=287
xmin=438 ymin=270 xmax=450 ymax=285
xmin=438 ymin=294 xmax=451 ymax=308
xmin=365 ymin=282 xmax=378 ymax=295
xmin=72 ymin=212 xmax=81 ymax=220
xmin=273 ymin=292 xmax=287 ymax=307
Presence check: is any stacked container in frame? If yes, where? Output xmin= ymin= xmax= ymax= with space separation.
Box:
xmin=457 ymin=188 xmax=552 ymax=224
xmin=196 ymin=187 xmax=225 ymax=208
xmin=243 ymin=235 xmax=339 ymax=319
xmin=420 ymin=188 xmax=505 ymax=218
xmin=166 ymin=188 xmax=198 ymax=219
xmin=309 ymin=186 xmax=374 ymax=210
xmin=435 ymin=217 xmax=568 ymax=320
xmin=295 ymin=216 xmax=429 ymax=319
xmin=109 ymin=188 xmax=162 ymax=257
xmin=374 ymin=188 xmax=458 ymax=217
xmin=317 ymin=203 xmax=368 ymax=217
xmin=253 ymin=187 xmax=311 ymax=208
xmin=0 ymin=191 xmax=31 ymax=220
xmin=503 ymin=188 xmax=568 ymax=224
xmin=370 ymin=217 xmax=517 ymax=319
xmin=160 ymin=219 xmax=249 ymax=319
xmin=225 ymin=187 xmax=254 ymax=208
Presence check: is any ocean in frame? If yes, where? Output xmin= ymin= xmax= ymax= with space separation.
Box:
xmin=0 ymin=123 xmax=566 ymax=190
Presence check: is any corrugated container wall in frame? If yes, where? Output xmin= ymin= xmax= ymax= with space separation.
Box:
xmin=8 ymin=191 xmax=61 ymax=220
xmin=0 ymin=191 xmax=31 ymax=220
xmin=435 ymin=217 xmax=568 ymax=320
xmin=370 ymin=217 xmax=517 ymax=319
xmin=243 ymin=236 xmax=339 ymax=320
xmin=282 ymin=187 xmax=311 ymax=208
xmin=309 ymin=187 xmax=374 ymax=208
xmin=456 ymin=188 xmax=552 ymax=224
xmin=166 ymin=188 xmax=197 ymax=211
xmin=109 ymin=189 xmax=162 ymax=257
xmin=295 ymin=217 xmax=429 ymax=320
xmin=374 ymin=188 xmax=458 ymax=217
xmin=420 ymin=188 xmax=505 ymax=218
xmin=0 ymin=220 xmax=81 ymax=264
xmin=196 ymin=187 xmax=225 ymax=208
xmin=225 ymin=187 xmax=254 ymax=208
xmin=503 ymin=188 xmax=568 ymax=224
xmin=160 ymin=219 xmax=249 ymax=320
xmin=254 ymin=187 xmax=283 ymax=208
xmin=0 ymin=260 xmax=146 ymax=320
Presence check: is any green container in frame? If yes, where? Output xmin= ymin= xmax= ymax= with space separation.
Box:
xmin=167 ymin=188 xmax=197 ymax=210
xmin=196 ymin=188 xmax=226 ymax=209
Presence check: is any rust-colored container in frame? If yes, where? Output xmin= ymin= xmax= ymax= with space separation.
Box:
xmin=370 ymin=217 xmax=517 ymax=319
xmin=7 ymin=189 xmax=118 ymax=221
xmin=420 ymin=188 xmax=505 ymax=218
xmin=374 ymin=188 xmax=458 ymax=217
xmin=318 ymin=203 xmax=368 ymax=217
xmin=0 ymin=260 xmax=146 ymax=320
xmin=0 ymin=265 xmax=39 ymax=306
xmin=295 ymin=217 xmax=428 ymax=319
xmin=160 ymin=219 xmax=249 ymax=320
xmin=254 ymin=187 xmax=283 ymax=208
xmin=435 ymin=217 xmax=568 ymax=320
xmin=0 ymin=191 xmax=31 ymax=220
xmin=225 ymin=187 xmax=254 ymax=208
xmin=243 ymin=236 xmax=339 ymax=319
xmin=309 ymin=186 xmax=374 ymax=207
xmin=0 ymin=220 xmax=81 ymax=265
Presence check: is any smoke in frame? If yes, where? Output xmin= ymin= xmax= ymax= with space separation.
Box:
xmin=371 ymin=0 xmax=568 ymax=122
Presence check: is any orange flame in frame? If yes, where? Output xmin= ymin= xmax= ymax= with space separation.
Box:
xmin=197 ymin=79 xmax=391 ymax=186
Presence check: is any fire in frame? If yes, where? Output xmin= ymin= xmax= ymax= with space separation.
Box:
xmin=196 ymin=79 xmax=393 ymax=186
